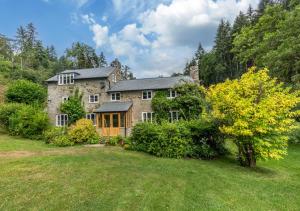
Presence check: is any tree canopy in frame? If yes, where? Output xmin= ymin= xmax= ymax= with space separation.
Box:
xmin=207 ymin=67 xmax=300 ymax=167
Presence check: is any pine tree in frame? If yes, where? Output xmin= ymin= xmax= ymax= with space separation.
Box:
xmin=98 ymin=52 xmax=107 ymax=68
xmin=214 ymin=19 xmax=234 ymax=80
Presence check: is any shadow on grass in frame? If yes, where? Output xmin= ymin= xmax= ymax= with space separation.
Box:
xmin=210 ymin=154 xmax=279 ymax=176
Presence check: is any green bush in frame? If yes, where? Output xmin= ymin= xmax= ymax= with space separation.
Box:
xmin=186 ymin=118 xmax=227 ymax=159
xmin=43 ymin=127 xmax=67 ymax=144
xmin=60 ymin=89 xmax=85 ymax=125
xmin=129 ymin=118 xmax=226 ymax=159
xmin=68 ymin=119 xmax=99 ymax=144
xmin=8 ymin=105 xmax=49 ymax=139
xmin=52 ymin=135 xmax=74 ymax=147
xmin=5 ymin=80 xmax=47 ymax=105
xmin=148 ymin=121 xmax=192 ymax=158
xmin=0 ymin=103 xmax=24 ymax=129
xmin=129 ymin=122 xmax=161 ymax=152
xmin=106 ymin=135 xmax=125 ymax=146
xmin=289 ymin=123 xmax=300 ymax=144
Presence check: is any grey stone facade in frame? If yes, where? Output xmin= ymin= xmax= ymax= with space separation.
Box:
xmin=47 ymin=66 xmax=197 ymax=136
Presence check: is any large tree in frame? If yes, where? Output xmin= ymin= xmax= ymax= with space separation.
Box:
xmin=66 ymin=42 xmax=99 ymax=69
xmin=233 ymin=4 xmax=300 ymax=82
xmin=207 ymin=67 xmax=300 ymax=167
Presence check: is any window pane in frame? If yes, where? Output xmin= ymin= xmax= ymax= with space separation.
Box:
xmin=143 ymin=113 xmax=147 ymax=121
xmin=70 ymin=74 xmax=74 ymax=83
xmin=142 ymin=91 xmax=147 ymax=99
xmin=120 ymin=113 xmax=125 ymax=127
xmin=104 ymin=114 xmax=110 ymax=127
xmin=63 ymin=75 xmax=67 ymax=84
xmin=113 ymin=114 xmax=119 ymax=127
xmin=95 ymin=95 xmax=98 ymax=102
xmin=148 ymin=91 xmax=152 ymax=99
xmin=116 ymin=93 xmax=120 ymax=100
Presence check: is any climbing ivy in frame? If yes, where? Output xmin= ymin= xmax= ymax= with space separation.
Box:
xmin=151 ymin=83 xmax=207 ymax=123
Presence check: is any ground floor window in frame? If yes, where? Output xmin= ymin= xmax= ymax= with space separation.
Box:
xmin=142 ymin=112 xmax=154 ymax=122
xmin=56 ymin=114 xmax=68 ymax=126
xmin=86 ymin=113 xmax=96 ymax=126
xmin=169 ymin=111 xmax=179 ymax=122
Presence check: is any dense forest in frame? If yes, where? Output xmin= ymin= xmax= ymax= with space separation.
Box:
xmin=184 ymin=0 xmax=300 ymax=87
xmin=0 ymin=24 xmax=133 ymax=87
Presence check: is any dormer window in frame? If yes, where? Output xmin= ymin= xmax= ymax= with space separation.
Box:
xmin=111 ymin=92 xmax=121 ymax=101
xmin=58 ymin=73 xmax=74 ymax=85
xmin=167 ymin=89 xmax=177 ymax=99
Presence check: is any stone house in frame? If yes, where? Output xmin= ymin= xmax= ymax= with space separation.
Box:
xmin=46 ymin=66 xmax=196 ymax=137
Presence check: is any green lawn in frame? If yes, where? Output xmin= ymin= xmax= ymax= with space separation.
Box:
xmin=0 ymin=133 xmax=299 ymax=210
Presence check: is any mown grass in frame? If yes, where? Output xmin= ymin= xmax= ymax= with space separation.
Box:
xmin=0 ymin=132 xmax=299 ymax=210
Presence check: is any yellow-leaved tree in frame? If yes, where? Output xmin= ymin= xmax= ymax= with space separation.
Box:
xmin=207 ymin=67 xmax=300 ymax=167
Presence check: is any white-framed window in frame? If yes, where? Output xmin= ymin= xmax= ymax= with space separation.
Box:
xmin=111 ymin=73 xmax=117 ymax=83
xmin=56 ymin=114 xmax=68 ymax=126
xmin=142 ymin=112 xmax=154 ymax=122
xmin=89 ymin=94 xmax=99 ymax=103
xmin=169 ymin=111 xmax=179 ymax=122
xmin=58 ymin=73 xmax=74 ymax=85
xmin=111 ymin=92 xmax=121 ymax=101
xmin=167 ymin=89 xmax=177 ymax=99
xmin=142 ymin=90 xmax=152 ymax=100
xmin=86 ymin=113 xmax=96 ymax=126
xmin=62 ymin=96 xmax=69 ymax=102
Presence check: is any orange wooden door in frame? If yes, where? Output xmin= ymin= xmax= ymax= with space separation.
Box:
xmin=102 ymin=113 xmax=120 ymax=136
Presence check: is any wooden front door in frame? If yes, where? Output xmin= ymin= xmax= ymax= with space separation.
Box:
xmin=102 ymin=113 xmax=120 ymax=136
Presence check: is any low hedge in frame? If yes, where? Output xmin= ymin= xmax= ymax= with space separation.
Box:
xmin=128 ymin=118 xmax=226 ymax=159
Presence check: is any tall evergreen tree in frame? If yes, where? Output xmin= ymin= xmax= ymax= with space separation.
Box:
xmin=214 ymin=19 xmax=234 ymax=79
xmin=98 ymin=52 xmax=107 ymax=68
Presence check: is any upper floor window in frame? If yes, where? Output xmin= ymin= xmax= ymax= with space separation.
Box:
xmin=142 ymin=90 xmax=152 ymax=100
xmin=56 ymin=114 xmax=68 ymax=127
xmin=112 ymin=73 xmax=117 ymax=83
xmin=89 ymin=94 xmax=99 ymax=103
xmin=142 ymin=112 xmax=154 ymax=123
xmin=58 ymin=73 xmax=74 ymax=85
xmin=111 ymin=92 xmax=121 ymax=101
xmin=86 ymin=113 xmax=96 ymax=126
xmin=167 ymin=89 xmax=177 ymax=99
xmin=169 ymin=111 xmax=179 ymax=122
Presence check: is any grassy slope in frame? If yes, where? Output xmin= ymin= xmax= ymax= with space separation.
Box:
xmin=0 ymin=133 xmax=299 ymax=211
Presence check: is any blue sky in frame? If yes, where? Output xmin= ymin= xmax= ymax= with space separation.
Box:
xmin=0 ymin=0 xmax=259 ymax=77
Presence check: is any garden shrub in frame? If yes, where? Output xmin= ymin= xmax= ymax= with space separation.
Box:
xmin=9 ymin=104 xmax=49 ymax=139
xmin=0 ymin=103 xmax=24 ymax=129
xmin=148 ymin=121 xmax=192 ymax=158
xmin=129 ymin=118 xmax=226 ymax=159
xmin=186 ymin=118 xmax=227 ymax=159
xmin=43 ymin=127 xmax=67 ymax=144
xmin=5 ymin=79 xmax=47 ymax=106
xmin=52 ymin=135 xmax=74 ymax=147
xmin=106 ymin=135 xmax=124 ymax=146
xmin=68 ymin=119 xmax=99 ymax=144
xmin=129 ymin=122 xmax=161 ymax=152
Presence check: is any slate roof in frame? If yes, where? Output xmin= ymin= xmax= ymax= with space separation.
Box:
xmin=94 ymin=102 xmax=133 ymax=113
xmin=46 ymin=66 xmax=115 ymax=82
xmin=108 ymin=76 xmax=192 ymax=92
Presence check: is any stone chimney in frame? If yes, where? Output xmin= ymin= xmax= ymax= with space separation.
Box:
xmin=189 ymin=65 xmax=200 ymax=83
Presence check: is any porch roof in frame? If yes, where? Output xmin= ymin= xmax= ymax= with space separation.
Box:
xmin=94 ymin=102 xmax=132 ymax=113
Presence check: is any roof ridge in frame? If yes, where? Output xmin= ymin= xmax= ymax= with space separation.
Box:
xmin=123 ymin=75 xmax=187 ymax=81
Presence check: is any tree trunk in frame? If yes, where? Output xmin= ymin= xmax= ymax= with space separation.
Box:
xmin=237 ymin=143 xmax=256 ymax=167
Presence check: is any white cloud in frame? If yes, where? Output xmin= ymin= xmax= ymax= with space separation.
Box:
xmin=81 ymin=14 xmax=108 ymax=48
xmin=85 ymin=0 xmax=259 ymax=77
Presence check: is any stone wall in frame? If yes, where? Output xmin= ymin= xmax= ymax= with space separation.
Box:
xmin=47 ymin=67 xmax=121 ymax=125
